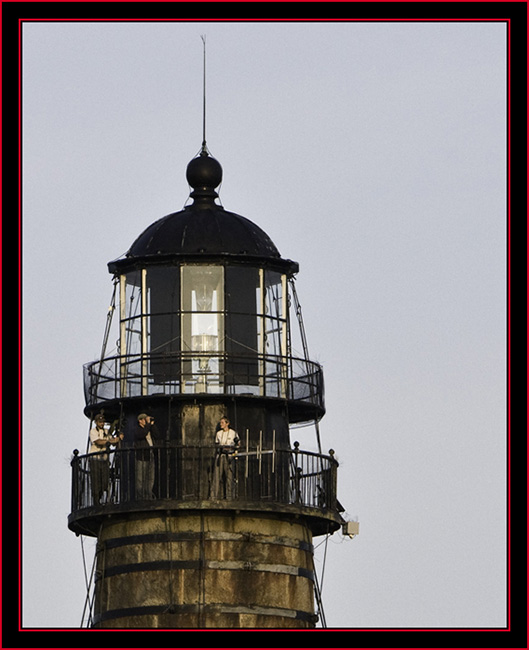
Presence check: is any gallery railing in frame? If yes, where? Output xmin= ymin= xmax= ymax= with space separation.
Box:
xmin=70 ymin=443 xmax=338 ymax=516
xmin=83 ymin=351 xmax=324 ymax=411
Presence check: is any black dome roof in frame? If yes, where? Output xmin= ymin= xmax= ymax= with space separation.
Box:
xmin=108 ymin=151 xmax=298 ymax=274
xmin=128 ymin=205 xmax=281 ymax=258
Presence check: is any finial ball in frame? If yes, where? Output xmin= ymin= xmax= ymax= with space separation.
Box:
xmin=186 ymin=153 xmax=223 ymax=190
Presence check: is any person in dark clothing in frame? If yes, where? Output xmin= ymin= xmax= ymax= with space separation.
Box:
xmin=133 ymin=413 xmax=159 ymax=499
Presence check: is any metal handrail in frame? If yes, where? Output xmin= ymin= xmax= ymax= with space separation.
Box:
xmin=83 ymin=351 xmax=323 ymax=409
xmin=70 ymin=443 xmax=338 ymax=516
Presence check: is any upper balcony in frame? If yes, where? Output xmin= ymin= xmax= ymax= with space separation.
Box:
xmin=83 ymin=351 xmax=324 ymax=423
xmin=68 ymin=442 xmax=342 ymax=538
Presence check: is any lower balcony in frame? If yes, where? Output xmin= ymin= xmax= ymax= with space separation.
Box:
xmin=68 ymin=443 xmax=343 ymax=537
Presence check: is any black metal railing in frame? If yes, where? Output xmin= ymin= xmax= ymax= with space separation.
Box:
xmin=83 ymin=352 xmax=324 ymax=411
xmin=70 ymin=442 xmax=338 ymax=516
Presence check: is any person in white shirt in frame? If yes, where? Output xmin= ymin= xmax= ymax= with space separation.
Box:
xmin=212 ymin=417 xmax=240 ymax=499
xmin=89 ymin=413 xmax=123 ymax=505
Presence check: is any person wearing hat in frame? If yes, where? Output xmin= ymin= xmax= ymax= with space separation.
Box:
xmin=133 ymin=413 xmax=159 ymax=500
xmin=89 ymin=414 xmax=123 ymax=505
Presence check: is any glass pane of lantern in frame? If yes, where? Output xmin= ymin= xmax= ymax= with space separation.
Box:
xmin=225 ymin=266 xmax=260 ymax=393
xmin=181 ymin=265 xmax=224 ymax=393
xmin=264 ymin=271 xmax=287 ymax=398
xmin=122 ymin=270 xmax=142 ymax=357
xmin=264 ymin=270 xmax=285 ymax=357
xmin=118 ymin=270 xmax=142 ymax=398
xmin=146 ymin=266 xmax=180 ymax=385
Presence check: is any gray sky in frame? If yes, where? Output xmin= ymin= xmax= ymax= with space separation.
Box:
xmin=22 ymin=20 xmax=507 ymax=629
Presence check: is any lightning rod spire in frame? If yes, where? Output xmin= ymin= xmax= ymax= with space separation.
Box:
xmin=201 ymin=34 xmax=207 ymax=154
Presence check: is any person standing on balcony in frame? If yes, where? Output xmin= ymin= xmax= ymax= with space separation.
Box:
xmin=134 ymin=413 xmax=159 ymax=499
xmin=89 ymin=413 xmax=123 ymax=505
xmin=212 ymin=417 xmax=240 ymax=499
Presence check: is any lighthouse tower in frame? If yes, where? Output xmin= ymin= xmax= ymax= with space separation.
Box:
xmin=68 ymin=146 xmax=347 ymax=629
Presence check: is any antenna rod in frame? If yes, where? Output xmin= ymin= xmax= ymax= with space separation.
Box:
xmin=201 ymin=34 xmax=207 ymax=153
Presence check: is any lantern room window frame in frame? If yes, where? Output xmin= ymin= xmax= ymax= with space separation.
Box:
xmin=117 ymin=263 xmax=289 ymax=398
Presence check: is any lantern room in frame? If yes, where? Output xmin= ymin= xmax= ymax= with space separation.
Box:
xmin=83 ymin=150 xmax=325 ymax=441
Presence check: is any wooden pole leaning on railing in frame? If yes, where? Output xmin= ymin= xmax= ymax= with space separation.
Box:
xmin=245 ymin=429 xmax=249 ymax=479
